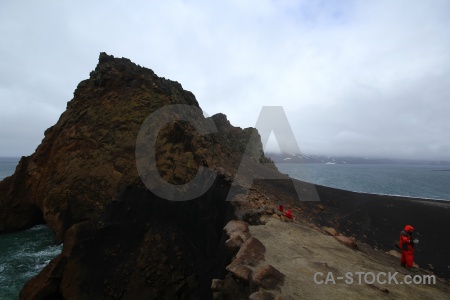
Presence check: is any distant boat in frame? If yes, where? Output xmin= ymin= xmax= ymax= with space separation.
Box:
xmin=325 ymin=162 xmax=336 ymax=164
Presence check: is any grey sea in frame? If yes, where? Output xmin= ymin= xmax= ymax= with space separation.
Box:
xmin=276 ymin=162 xmax=450 ymax=201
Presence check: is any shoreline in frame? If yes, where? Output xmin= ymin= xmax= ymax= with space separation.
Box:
xmin=2 ymin=158 xmax=450 ymax=201
xmin=312 ymin=183 xmax=450 ymax=280
xmin=312 ymin=182 xmax=450 ymax=203
xmin=276 ymin=162 xmax=450 ymax=202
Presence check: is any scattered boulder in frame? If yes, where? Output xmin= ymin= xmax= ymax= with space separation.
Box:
xmin=323 ymin=227 xmax=338 ymax=236
xmin=249 ymin=290 xmax=276 ymax=300
xmin=212 ymin=274 xmax=251 ymax=300
xmin=232 ymin=237 xmax=266 ymax=267
xmin=226 ymin=265 xmax=253 ymax=282
xmin=387 ymin=250 xmax=401 ymax=258
xmin=223 ymin=222 xmax=275 ymax=298
xmin=335 ymin=235 xmax=358 ymax=249
xmin=272 ymin=214 xmax=281 ymax=220
xmin=224 ymin=220 xmax=249 ymax=236
xmin=223 ymin=220 xmax=252 ymax=254
xmin=225 ymin=235 xmax=245 ymax=253
xmin=251 ymin=264 xmax=285 ymax=290
xmin=211 ymin=279 xmax=223 ymax=291
xmin=264 ymin=207 xmax=274 ymax=215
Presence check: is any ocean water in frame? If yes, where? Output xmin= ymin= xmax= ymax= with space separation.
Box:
xmin=0 ymin=225 xmax=62 ymax=299
xmin=0 ymin=157 xmax=19 ymax=181
xmin=0 ymin=158 xmax=63 ymax=299
xmin=276 ymin=163 xmax=450 ymax=201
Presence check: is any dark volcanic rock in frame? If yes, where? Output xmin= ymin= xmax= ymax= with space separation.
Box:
xmin=0 ymin=53 xmax=278 ymax=299
xmin=0 ymin=52 xmax=271 ymax=240
xmin=0 ymin=52 xmax=199 ymax=239
xmin=0 ymin=53 xmax=272 ymax=240
xmin=21 ymin=182 xmax=235 ymax=299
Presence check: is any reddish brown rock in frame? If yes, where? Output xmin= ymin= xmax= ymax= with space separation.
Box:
xmin=335 ymin=235 xmax=358 ymax=249
xmin=225 ymin=235 xmax=243 ymax=253
xmin=249 ymin=291 xmax=276 ymax=300
xmin=224 ymin=220 xmax=252 ymax=254
xmin=387 ymin=250 xmax=401 ymax=258
xmin=224 ymin=220 xmax=249 ymax=236
xmin=233 ymin=237 xmax=266 ymax=267
xmin=251 ymin=264 xmax=285 ymax=290
xmin=323 ymin=226 xmax=338 ymax=236
xmin=20 ymin=255 xmax=67 ymax=300
xmin=226 ymin=264 xmax=253 ymax=282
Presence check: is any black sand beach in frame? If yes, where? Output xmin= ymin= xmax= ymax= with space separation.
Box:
xmin=255 ymin=178 xmax=450 ymax=280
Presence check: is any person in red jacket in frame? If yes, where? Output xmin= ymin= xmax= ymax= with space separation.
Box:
xmin=285 ymin=209 xmax=293 ymax=220
xmin=399 ymin=225 xmax=417 ymax=269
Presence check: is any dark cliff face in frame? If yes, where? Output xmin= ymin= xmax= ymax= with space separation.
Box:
xmin=0 ymin=53 xmax=278 ymax=299
xmin=0 ymin=53 xmax=270 ymax=241
xmin=21 ymin=180 xmax=236 ymax=299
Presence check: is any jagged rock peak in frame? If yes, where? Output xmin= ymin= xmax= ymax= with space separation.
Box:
xmin=92 ymin=52 xmax=155 ymax=78
xmin=0 ymin=52 xmax=270 ymax=242
xmin=70 ymin=52 xmax=199 ymax=109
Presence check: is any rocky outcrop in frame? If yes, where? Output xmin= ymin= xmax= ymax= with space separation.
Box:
xmin=22 ymin=182 xmax=236 ymax=299
xmin=0 ymin=53 xmax=282 ymax=299
xmin=214 ymin=220 xmax=285 ymax=299
xmin=0 ymin=52 xmax=271 ymax=241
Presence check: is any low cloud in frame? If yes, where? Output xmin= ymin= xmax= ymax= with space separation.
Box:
xmin=1 ymin=0 xmax=449 ymax=160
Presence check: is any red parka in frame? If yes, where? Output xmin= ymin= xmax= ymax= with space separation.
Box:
xmin=399 ymin=225 xmax=415 ymax=267
xmin=285 ymin=210 xmax=293 ymax=220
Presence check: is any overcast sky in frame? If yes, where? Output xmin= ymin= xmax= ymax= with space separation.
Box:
xmin=1 ymin=0 xmax=449 ymax=160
